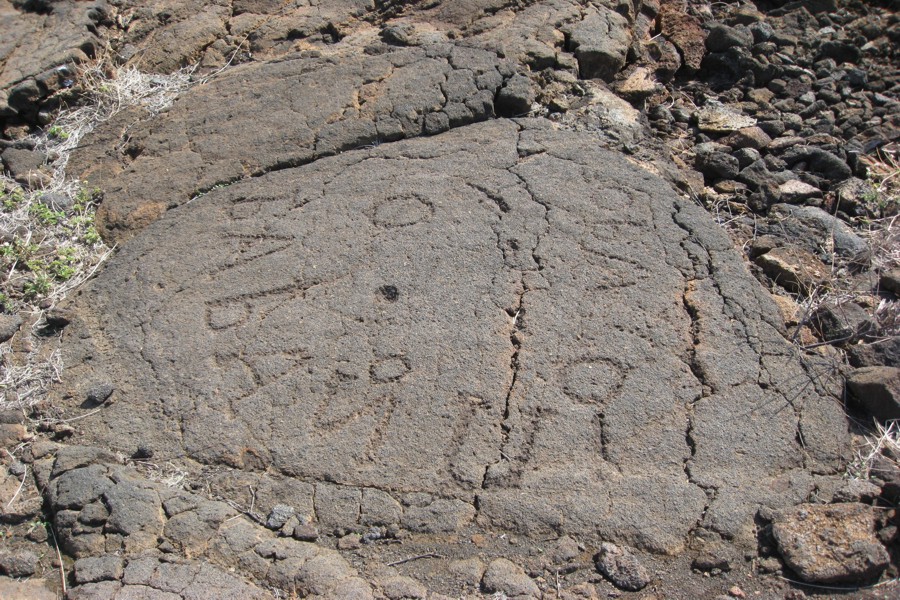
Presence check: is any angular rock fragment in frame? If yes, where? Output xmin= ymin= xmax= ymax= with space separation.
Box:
xmin=848 ymin=338 xmax=900 ymax=369
xmin=777 ymin=180 xmax=821 ymax=204
xmin=764 ymin=204 xmax=869 ymax=261
xmin=614 ymin=67 xmax=660 ymax=102
xmin=568 ymin=6 xmax=631 ymax=81
xmin=705 ymin=24 xmax=754 ymax=53
xmin=595 ymin=543 xmax=650 ymax=591
xmin=721 ymin=126 xmax=772 ymax=150
xmin=755 ymin=246 xmax=831 ymax=295
xmin=772 ymin=503 xmax=889 ymax=584
xmin=658 ymin=2 xmax=706 ymax=71
xmin=880 ymin=269 xmax=900 ymax=295
xmin=846 ymin=366 xmax=900 ymax=422
xmin=781 ymin=147 xmax=852 ymax=183
xmin=697 ymin=102 xmax=757 ymax=132
xmin=0 ymin=314 xmax=22 ymax=343
xmin=482 ymin=558 xmax=540 ymax=598
xmin=496 ymin=74 xmax=536 ymax=117
xmin=265 ymin=504 xmax=295 ymax=530
xmin=0 ymin=549 xmax=38 ymax=578
xmin=696 ymin=151 xmax=740 ymax=180
xmin=810 ymin=302 xmax=875 ymax=345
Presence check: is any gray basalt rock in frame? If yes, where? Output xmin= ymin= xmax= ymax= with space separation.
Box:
xmin=763 ymin=204 xmax=869 ymax=262
xmin=53 ymin=118 xmax=849 ymax=555
xmin=846 ymin=366 xmax=900 ymax=423
xmin=567 ymin=5 xmax=631 ymax=81
xmin=595 ymin=543 xmax=650 ymax=591
xmin=38 ymin=444 xmax=376 ymax=599
xmin=70 ymin=44 xmax=508 ymax=244
xmin=481 ymin=558 xmax=540 ymax=598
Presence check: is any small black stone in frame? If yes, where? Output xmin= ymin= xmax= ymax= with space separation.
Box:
xmin=85 ymin=384 xmax=114 ymax=406
xmin=379 ymin=285 xmax=399 ymax=302
xmin=132 ymin=446 xmax=154 ymax=459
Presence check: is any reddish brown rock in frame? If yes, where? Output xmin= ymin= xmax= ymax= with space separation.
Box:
xmin=772 ymin=503 xmax=889 ymax=584
xmin=755 ymin=247 xmax=831 ymax=295
xmin=722 ymin=126 xmax=773 ymax=150
xmin=659 ymin=1 xmax=707 ymax=71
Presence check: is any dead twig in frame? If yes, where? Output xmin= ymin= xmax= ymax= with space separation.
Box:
xmin=48 ymin=523 xmax=67 ymax=596
xmin=386 ymin=553 xmax=445 ymax=567
xmin=777 ymin=575 xmax=899 ymax=591
xmin=4 ymin=464 xmax=27 ymax=510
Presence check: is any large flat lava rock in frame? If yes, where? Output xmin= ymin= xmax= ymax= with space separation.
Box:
xmin=71 ymin=44 xmax=510 ymax=243
xmin=55 ymin=118 xmax=849 ymax=554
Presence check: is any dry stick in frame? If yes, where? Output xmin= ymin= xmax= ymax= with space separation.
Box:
xmin=48 ymin=407 xmax=102 ymax=424
xmin=48 ymin=523 xmax=67 ymax=596
xmin=4 ymin=464 xmax=27 ymax=510
xmin=776 ymin=575 xmax=899 ymax=592
xmin=386 ymin=553 xmax=445 ymax=567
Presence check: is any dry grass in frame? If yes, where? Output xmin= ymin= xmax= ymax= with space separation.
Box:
xmin=839 ymin=147 xmax=900 ymax=483
xmin=0 ymin=349 xmax=62 ymax=411
xmin=0 ymin=54 xmax=200 ymax=411
xmin=848 ymin=420 xmax=900 ymax=482
xmin=785 ymin=143 xmax=900 ymax=350
xmin=128 ymin=459 xmax=189 ymax=489
xmin=859 ymin=142 xmax=900 ymax=220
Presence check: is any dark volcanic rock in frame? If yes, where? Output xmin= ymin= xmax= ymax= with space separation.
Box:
xmin=70 ymin=45 xmax=509 ymax=244
xmin=780 ymin=146 xmax=852 ymax=183
xmin=810 ymin=302 xmax=875 ymax=344
xmin=881 ymin=269 xmax=900 ymax=295
xmin=848 ymin=338 xmax=900 ymax=369
xmin=53 ymin=119 xmax=849 ymax=554
xmin=846 ymin=367 xmax=900 ymax=422
xmin=496 ymin=74 xmax=536 ymax=117
xmin=696 ymin=151 xmax=740 ymax=180
xmin=705 ymin=24 xmax=753 ymax=53
xmin=0 ymin=549 xmax=38 ymax=577
xmin=595 ymin=543 xmax=651 ymax=591
xmin=0 ymin=0 xmax=106 ymax=121
xmin=40 ymin=444 xmax=370 ymax=598
xmin=567 ymin=5 xmax=631 ymax=81
xmin=762 ymin=204 xmax=869 ymax=262
xmin=1 ymin=147 xmax=45 ymax=177
xmin=0 ymin=313 xmax=22 ymax=342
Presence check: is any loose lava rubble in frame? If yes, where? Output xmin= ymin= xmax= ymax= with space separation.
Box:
xmin=1 ymin=1 xmax=899 ymax=599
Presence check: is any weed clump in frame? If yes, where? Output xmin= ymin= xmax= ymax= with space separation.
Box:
xmin=0 ymin=53 xmax=199 ymax=411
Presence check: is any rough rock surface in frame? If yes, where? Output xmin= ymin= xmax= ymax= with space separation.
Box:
xmin=594 ymin=542 xmax=651 ymax=591
xmin=4 ymin=0 xmax=898 ymax=597
xmin=71 ymin=44 xmax=513 ymax=243
xmin=54 ymin=119 xmax=848 ymax=557
xmin=846 ymin=366 xmax=900 ymax=423
xmin=772 ymin=503 xmax=890 ymax=584
xmin=37 ymin=444 xmax=372 ymax=599
xmin=0 ymin=0 xmax=106 ymax=121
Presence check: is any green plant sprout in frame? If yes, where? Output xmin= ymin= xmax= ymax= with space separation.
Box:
xmin=46 ymin=125 xmax=70 ymax=140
